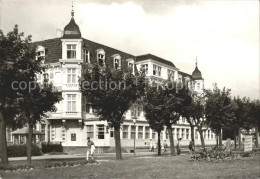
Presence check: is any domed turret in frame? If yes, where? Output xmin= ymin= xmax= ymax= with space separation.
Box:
xmin=63 ymin=4 xmax=81 ymax=39
xmin=192 ymin=58 xmax=203 ymax=80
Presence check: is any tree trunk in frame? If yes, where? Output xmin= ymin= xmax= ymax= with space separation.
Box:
xmin=0 ymin=111 xmax=9 ymax=165
xmin=114 ymin=127 xmax=122 ymax=160
xmin=216 ymin=134 xmax=219 ymax=147
xmin=238 ymin=128 xmax=242 ymax=149
xmin=190 ymin=125 xmax=195 ymax=147
xmin=198 ymin=127 xmax=205 ymax=149
xmin=167 ymin=126 xmax=175 ymax=156
xmin=219 ymin=128 xmax=223 ymax=146
xmin=255 ymin=126 xmax=259 ymax=148
xmin=157 ymin=131 xmax=161 ymax=156
xmin=27 ymin=123 xmax=33 ymax=164
xmin=234 ymin=130 xmax=237 ymax=149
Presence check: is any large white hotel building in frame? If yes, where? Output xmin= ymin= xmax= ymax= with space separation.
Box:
xmin=10 ymin=9 xmax=216 ymax=153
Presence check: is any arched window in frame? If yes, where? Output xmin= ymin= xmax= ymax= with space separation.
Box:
xmin=96 ymin=49 xmax=105 ymax=67
xmin=112 ymin=54 xmax=121 ymax=70
xmin=36 ymin=45 xmax=45 ymax=63
xmin=127 ymin=58 xmax=134 ymax=74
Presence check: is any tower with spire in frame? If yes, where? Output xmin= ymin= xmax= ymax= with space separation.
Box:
xmin=63 ymin=2 xmax=81 ymax=39
xmin=192 ymin=57 xmax=204 ymax=93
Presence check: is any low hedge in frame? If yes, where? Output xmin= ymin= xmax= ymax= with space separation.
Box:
xmin=7 ymin=145 xmax=41 ymax=157
xmin=42 ymin=143 xmax=63 ymax=153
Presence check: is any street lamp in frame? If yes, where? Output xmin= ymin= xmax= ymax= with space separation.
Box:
xmin=132 ymin=117 xmax=137 ymax=156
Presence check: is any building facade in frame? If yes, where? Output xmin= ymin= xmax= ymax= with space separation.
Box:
xmin=27 ymin=10 xmax=216 ymax=152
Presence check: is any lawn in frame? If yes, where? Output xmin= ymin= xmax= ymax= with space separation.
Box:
xmin=0 ymin=155 xmax=259 ymax=179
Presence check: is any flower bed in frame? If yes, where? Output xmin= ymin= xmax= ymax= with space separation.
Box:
xmin=189 ymin=146 xmax=242 ymax=162
xmin=0 ymin=159 xmax=99 ymax=172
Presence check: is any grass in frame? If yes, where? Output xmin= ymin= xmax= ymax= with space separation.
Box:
xmin=0 ymin=154 xmax=259 ymax=179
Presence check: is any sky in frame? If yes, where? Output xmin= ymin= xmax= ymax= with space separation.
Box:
xmin=0 ymin=0 xmax=259 ymax=100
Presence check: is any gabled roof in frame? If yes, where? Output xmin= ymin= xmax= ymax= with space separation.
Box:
xmin=136 ymin=54 xmax=176 ymax=68
xmin=12 ymin=127 xmax=44 ymax=135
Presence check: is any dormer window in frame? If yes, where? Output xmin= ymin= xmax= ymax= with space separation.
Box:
xmin=113 ymin=54 xmax=121 ymax=70
xmin=36 ymin=46 xmax=45 ymax=63
xmin=167 ymin=69 xmax=175 ymax=81
xmin=127 ymin=58 xmax=134 ymax=74
xmin=97 ymin=49 xmax=105 ymax=67
xmin=83 ymin=49 xmax=90 ymax=63
xmin=67 ymin=45 xmax=76 ymax=59
xmin=153 ymin=64 xmax=161 ymax=76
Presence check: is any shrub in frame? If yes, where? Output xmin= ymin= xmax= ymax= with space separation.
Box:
xmin=190 ymin=146 xmax=241 ymax=162
xmin=42 ymin=143 xmax=63 ymax=153
xmin=7 ymin=145 xmax=41 ymax=157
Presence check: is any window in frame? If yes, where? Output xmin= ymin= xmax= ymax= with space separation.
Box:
xmin=166 ymin=131 xmax=169 ymax=139
xmin=110 ymin=128 xmax=114 ymax=138
xmin=97 ymin=50 xmax=105 ymax=67
xmin=128 ymin=62 xmax=134 ymax=73
xmin=86 ymin=103 xmax=91 ymax=113
xmin=113 ymin=55 xmax=121 ymax=70
xmin=123 ymin=125 xmax=129 ymax=139
xmin=197 ymin=83 xmax=200 ymax=90
xmin=83 ymin=49 xmax=90 ymax=63
xmin=67 ymin=94 xmax=76 ymax=112
xmin=153 ymin=64 xmax=161 ymax=76
xmin=86 ymin=125 xmax=94 ymax=138
xmin=43 ymin=73 xmax=49 ymax=81
xmin=182 ymin=128 xmax=185 ymax=139
xmin=97 ymin=125 xmax=105 ymax=139
xmin=141 ymin=64 xmax=148 ymax=75
xmin=208 ymin=130 xmax=210 ymax=139
xmin=138 ymin=126 xmax=143 ymax=139
xmin=131 ymin=104 xmax=142 ymax=117
xmin=167 ymin=69 xmax=175 ymax=81
xmin=67 ymin=68 xmax=76 ymax=84
xmin=71 ymin=133 xmax=76 ymax=141
xmin=145 ymin=127 xmax=150 ymax=139
xmin=36 ymin=51 xmax=45 ymax=61
xmin=131 ymin=126 xmax=135 ymax=139
xmin=186 ymin=129 xmax=189 ymax=140
xmin=41 ymin=124 xmax=46 ymax=141
xmin=49 ymin=72 xmax=54 ymax=80
xmin=152 ymin=131 xmax=156 ymax=139
xmin=177 ymin=128 xmax=180 ymax=139
xmin=67 ymin=45 xmax=76 ymax=59
xmin=37 ymin=74 xmax=42 ymax=82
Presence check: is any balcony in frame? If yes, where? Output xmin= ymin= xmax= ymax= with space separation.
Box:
xmin=63 ymin=111 xmax=82 ymax=119
xmin=59 ymin=59 xmax=83 ymax=65
xmin=62 ymin=83 xmax=80 ymax=91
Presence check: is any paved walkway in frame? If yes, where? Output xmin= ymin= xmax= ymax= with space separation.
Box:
xmin=8 ymin=148 xmax=190 ymax=162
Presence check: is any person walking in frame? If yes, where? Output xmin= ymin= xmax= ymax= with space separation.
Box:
xmin=150 ymin=139 xmax=154 ymax=152
xmin=86 ymin=137 xmax=95 ymax=162
xmin=189 ymin=139 xmax=195 ymax=153
xmin=177 ymin=138 xmax=182 ymax=155
xmin=163 ymin=140 xmax=167 ymax=152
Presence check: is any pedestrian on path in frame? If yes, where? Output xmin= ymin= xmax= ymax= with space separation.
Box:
xmin=163 ymin=140 xmax=167 ymax=152
xmin=189 ymin=139 xmax=195 ymax=153
xmin=149 ymin=139 xmax=154 ymax=152
xmin=86 ymin=137 xmax=95 ymax=161
xmin=177 ymin=138 xmax=182 ymax=155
